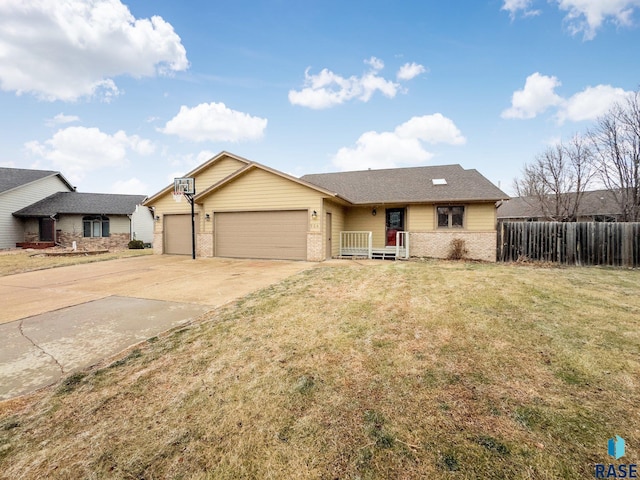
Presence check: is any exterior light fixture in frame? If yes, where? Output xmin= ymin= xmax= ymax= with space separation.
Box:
xmin=205 ymin=213 xmax=211 ymax=221
xmin=372 ymin=207 xmax=377 ymax=216
xmin=311 ymin=210 xmax=318 ymax=219
xmin=155 ymin=215 xmax=160 ymax=222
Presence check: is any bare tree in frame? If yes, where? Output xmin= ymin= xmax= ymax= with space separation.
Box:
xmin=513 ymin=135 xmax=595 ymax=221
xmin=589 ymin=90 xmax=640 ymax=221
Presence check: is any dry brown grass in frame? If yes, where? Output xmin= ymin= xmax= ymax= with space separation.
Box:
xmin=0 ymin=260 xmax=639 ymax=478
xmin=0 ymin=248 xmax=152 ymax=277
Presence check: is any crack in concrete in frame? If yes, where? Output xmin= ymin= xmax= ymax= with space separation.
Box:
xmin=18 ymin=319 xmax=65 ymax=375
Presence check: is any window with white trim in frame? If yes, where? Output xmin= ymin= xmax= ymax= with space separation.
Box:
xmin=83 ymin=215 xmax=110 ymax=237
xmin=437 ymin=206 xmax=464 ymax=228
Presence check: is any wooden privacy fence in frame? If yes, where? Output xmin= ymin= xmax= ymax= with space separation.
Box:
xmin=497 ymin=221 xmax=640 ymax=267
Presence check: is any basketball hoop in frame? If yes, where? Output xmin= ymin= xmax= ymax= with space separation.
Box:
xmin=172 ymin=191 xmax=183 ymax=203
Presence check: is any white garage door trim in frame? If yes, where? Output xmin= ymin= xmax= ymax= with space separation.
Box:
xmin=215 ymin=210 xmax=308 ymax=261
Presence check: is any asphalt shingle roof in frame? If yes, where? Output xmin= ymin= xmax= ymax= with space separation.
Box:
xmin=301 ymin=164 xmax=508 ymax=204
xmin=13 ymin=192 xmax=148 ymax=217
xmin=497 ymin=190 xmax=621 ymax=219
xmin=0 ymin=167 xmax=63 ymax=194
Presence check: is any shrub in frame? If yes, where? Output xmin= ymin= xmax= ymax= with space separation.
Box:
xmin=128 ymin=239 xmax=145 ymax=249
xmin=447 ymin=238 xmax=468 ymax=260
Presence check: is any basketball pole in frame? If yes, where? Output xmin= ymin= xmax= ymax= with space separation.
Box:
xmin=188 ymin=180 xmax=196 ymax=260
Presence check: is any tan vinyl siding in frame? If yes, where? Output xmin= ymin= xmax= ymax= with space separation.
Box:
xmin=194 ymin=157 xmax=246 ymax=191
xmin=344 ymin=207 xmax=387 ymax=248
xmin=407 ymin=204 xmax=434 ymax=231
xmin=324 ymin=200 xmax=345 ymax=258
xmin=0 ymin=175 xmax=72 ymax=249
xmin=466 ymin=203 xmax=497 ymax=231
xmin=206 ymin=168 xmax=325 ymax=213
xmin=150 ymin=155 xmax=247 ymax=235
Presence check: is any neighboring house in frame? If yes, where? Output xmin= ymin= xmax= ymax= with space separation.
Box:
xmin=144 ymin=151 xmax=508 ymax=262
xmin=0 ymin=167 xmax=75 ymax=249
xmin=498 ymin=190 xmax=622 ymax=222
xmin=12 ymin=192 xmax=153 ymax=250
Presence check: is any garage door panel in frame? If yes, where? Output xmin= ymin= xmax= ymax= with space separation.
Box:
xmin=215 ymin=211 xmax=307 ymax=260
xmin=164 ymin=214 xmax=198 ymax=255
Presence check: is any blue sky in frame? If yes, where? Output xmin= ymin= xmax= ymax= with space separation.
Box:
xmin=1 ymin=0 xmax=639 ymax=196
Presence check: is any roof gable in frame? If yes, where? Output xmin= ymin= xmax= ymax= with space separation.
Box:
xmin=0 ymin=167 xmax=74 ymax=194
xmin=195 ymin=161 xmax=340 ymax=202
xmin=301 ymin=165 xmax=508 ymax=204
xmin=13 ymin=192 xmax=148 ymax=217
xmin=143 ymin=151 xmax=250 ymax=205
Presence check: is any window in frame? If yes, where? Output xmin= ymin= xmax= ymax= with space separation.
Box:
xmin=83 ymin=215 xmax=110 ymax=237
xmin=437 ymin=206 xmax=464 ymax=228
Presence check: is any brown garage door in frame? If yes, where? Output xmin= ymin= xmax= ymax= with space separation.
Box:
xmin=215 ymin=210 xmax=307 ymax=260
xmin=164 ymin=214 xmax=198 ymax=255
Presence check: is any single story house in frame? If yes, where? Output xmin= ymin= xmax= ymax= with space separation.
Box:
xmin=12 ymin=192 xmax=154 ymax=250
xmin=0 ymin=167 xmax=75 ymax=249
xmin=144 ymin=151 xmax=508 ymax=262
xmin=498 ymin=190 xmax=622 ymax=222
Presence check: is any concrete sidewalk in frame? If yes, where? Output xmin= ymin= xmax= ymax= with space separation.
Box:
xmin=0 ymin=256 xmax=314 ymax=400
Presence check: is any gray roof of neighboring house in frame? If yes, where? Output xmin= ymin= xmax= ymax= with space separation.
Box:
xmin=0 ymin=167 xmax=74 ymax=194
xmin=13 ymin=192 xmax=148 ymax=217
xmin=301 ymin=164 xmax=508 ymax=204
xmin=497 ymin=189 xmax=621 ymax=219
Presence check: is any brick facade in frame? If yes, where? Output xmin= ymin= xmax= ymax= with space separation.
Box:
xmin=153 ymin=232 xmax=163 ymax=255
xmin=306 ymin=231 xmax=323 ymax=261
xmin=409 ymin=231 xmax=496 ymax=262
xmin=197 ymin=232 xmax=213 ymax=258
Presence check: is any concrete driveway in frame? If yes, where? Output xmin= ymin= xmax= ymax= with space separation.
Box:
xmin=0 ymin=255 xmax=314 ymax=400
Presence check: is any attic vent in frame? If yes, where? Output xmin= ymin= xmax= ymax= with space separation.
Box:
xmin=432 ymin=178 xmax=447 ymax=185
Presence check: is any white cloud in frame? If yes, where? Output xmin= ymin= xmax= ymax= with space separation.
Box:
xmin=331 ymin=114 xmax=466 ymax=171
xmin=289 ymin=57 xmax=423 ymax=109
xmin=556 ymin=0 xmax=640 ymax=39
xmin=25 ymin=126 xmax=155 ymax=182
xmin=502 ymin=0 xmax=640 ymax=39
xmin=557 ymin=85 xmax=632 ymax=123
xmin=501 ymin=72 xmax=563 ymax=119
xmin=111 ymin=177 xmax=149 ymax=194
xmin=45 ymin=113 xmax=80 ymax=127
xmin=160 ymin=102 xmax=267 ymax=142
xmin=503 ymin=73 xmax=633 ymax=123
xmin=501 ymin=0 xmax=541 ymax=18
xmin=397 ymin=62 xmax=427 ymax=81
xmin=0 ymin=0 xmax=188 ymax=101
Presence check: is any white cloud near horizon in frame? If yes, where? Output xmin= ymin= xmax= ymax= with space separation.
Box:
xmin=25 ymin=126 xmax=155 ymax=183
xmin=501 ymin=73 xmax=564 ymax=119
xmin=331 ymin=113 xmax=466 ymax=171
xmin=557 ymin=84 xmax=632 ymax=123
xmin=289 ymin=57 xmax=426 ymax=109
xmin=0 ymin=0 xmax=188 ymax=101
xmin=160 ymin=102 xmax=268 ymax=143
xmin=502 ymin=0 xmax=640 ymax=39
xmin=502 ymin=72 xmax=632 ymax=123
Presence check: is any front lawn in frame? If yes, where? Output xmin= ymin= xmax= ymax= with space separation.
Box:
xmin=0 ymin=260 xmax=638 ymax=478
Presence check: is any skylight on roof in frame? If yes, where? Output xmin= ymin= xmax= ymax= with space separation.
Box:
xmin=432 ymin=178 xmax=447 ymax=185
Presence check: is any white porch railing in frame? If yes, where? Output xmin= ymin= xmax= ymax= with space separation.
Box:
xmin=395 ymin=231 xmax=409 ymax=260
xmin=339 ymin=231 xmax=409 ymax=259
xmin=339 ymin=231 xmax=372 ymax=258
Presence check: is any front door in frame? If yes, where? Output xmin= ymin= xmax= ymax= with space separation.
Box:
xmin=39 ymin=218 xmax=55 ymax=242
xmin=385 ymin=208 xmax=405 ymax=246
